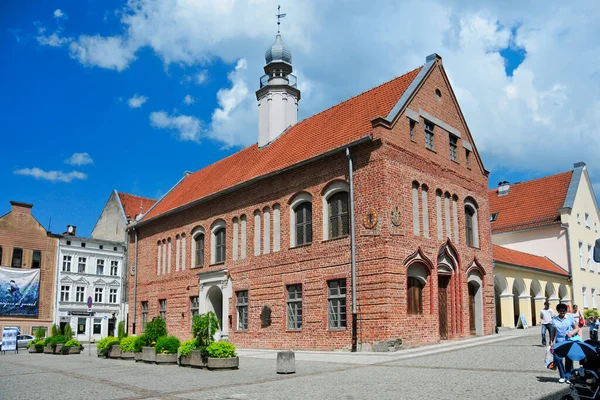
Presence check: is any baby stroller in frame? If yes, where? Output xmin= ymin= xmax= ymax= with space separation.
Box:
xmin=555 ymin=339 xmax=600 ymax=400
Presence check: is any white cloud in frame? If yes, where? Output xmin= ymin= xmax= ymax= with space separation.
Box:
xmin=128 ymin=94 xmax=148 ymax=108
xmin=183 ymin=95 xmax=195 ymax=105
xmin=65 ymin=152 xmax=93 ymax=166
xmin=37 ymin=33 xmax=71 ymax=47
xmin=53 ymin=9 xmax=67 ymax=20
xmin=150 ymin=111 xmax=202 ymax=142
xmin=14 ymin=168 xmax=87 ymax=183
xmin=69 ymin=35 xmax=137 ymax=71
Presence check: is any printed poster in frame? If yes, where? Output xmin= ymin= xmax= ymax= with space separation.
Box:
xmin=0 ymin=266 xmax=40 ymax=316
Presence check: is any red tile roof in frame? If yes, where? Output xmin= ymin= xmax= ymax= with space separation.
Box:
xmin=493 ymin=245 xmax=568 ymax=276
xmin=143 ymin=67 xmax=423 ymax=222
xmin=488 ymin=171 xmax=573 ymax=234
xmin=118 ymin=192 xmax=156 ymax=221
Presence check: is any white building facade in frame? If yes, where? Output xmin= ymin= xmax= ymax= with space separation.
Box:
xmin=54 ymin=233 xmax=126 ymax=342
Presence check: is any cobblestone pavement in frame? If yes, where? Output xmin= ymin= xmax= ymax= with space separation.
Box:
xmin=0 ymin=332 xmax=577 ymax=400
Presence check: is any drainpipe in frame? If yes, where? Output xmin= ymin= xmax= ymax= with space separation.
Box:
xmin=561 ymin=224 xmax=574 ymax=303
xmin=132 ymin=228 xmax=138 ymax=334
xmin=53 ymin=238 xmax=61 ymax=329
xmin=346 ymin=148 xmax=358 ymax=352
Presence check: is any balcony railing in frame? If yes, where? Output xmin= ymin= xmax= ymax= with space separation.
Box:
xmin=260 ymin=73 xmax=297 ymax=89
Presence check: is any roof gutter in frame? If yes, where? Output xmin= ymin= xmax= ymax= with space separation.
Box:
xmin=135 ymin=135 xmax=373 ymax=228
xmin=495 ymin=261 xmax=570 ymax=279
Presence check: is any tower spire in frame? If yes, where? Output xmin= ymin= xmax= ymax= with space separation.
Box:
xmin=276 ymin=5 xmax=286 ymax=34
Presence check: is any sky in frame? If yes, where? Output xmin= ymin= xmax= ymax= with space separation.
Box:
xmin=1 ymin=0 xmax=599 ymax=237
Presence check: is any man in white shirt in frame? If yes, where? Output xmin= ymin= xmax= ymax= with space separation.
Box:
xmin=540 ymin=301 xmax=555 ymax=346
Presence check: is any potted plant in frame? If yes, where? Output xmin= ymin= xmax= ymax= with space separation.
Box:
xmin=189 ymin=312 xmax=219 ymax=368
xmin=119 ymin=336 xmax=136 ymax=360
xmin=97 ymin=337 xmax=120 ymax=358
xmin=133 ymin=334 xmax=146 ymax=362
xmin=206 ymin=341 xmax=238 ymax=370
xmin=64 ymin=339 xmax=82 ymax=354
xmin=51 ymin=335 xmax=66 ymax=354
xmin=155 ymin=336 xmax=180 ymax=364
xmin=141 ymin=317 xmax=167 ymax=363
xmin=178 ymin=339 xmax=197 ymax=367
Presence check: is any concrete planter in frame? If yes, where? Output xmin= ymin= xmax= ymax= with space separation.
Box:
xmin=142 ymin=347 xmax=156 ymax=363
xmin=178 ymin=355 xmax=191 ymax=367
xmin=29 ymin=345 xmax=43 ymax=353
xmin=121 ymin=351 xmax=134 ymax=360
xmin=109 ymin=345 xmax=121 ymax=359
xmin=53 ymin=344 xmax=64 ymax=354
xmin=97 ymin=348 xmax=107 ymax=358
xmin=44 ymin=345 xmax=53 ymax=354
xmin=68 ymin=347 xmax=81 ymax=355
xmin=189 ymin=350 xmax=208 ymax=368
xmin=155 ymin=353 xmax=177 ymax=364
xmin=207 ymin=356 xmax=239 ymax=370
xmin=134 ymin=352 xmax=143 ymax=362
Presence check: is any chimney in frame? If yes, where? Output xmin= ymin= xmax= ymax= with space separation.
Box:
xmin=498 ymin=181 xmax=511 ymax=196
xmin=64 ymin=225 xmax=77 ymax=236
xmin=10 ymin=201 xmax=33 ymax=215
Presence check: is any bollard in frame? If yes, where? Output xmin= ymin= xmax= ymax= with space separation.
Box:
xmin=276 ymin=350 xmax=295 ymax=374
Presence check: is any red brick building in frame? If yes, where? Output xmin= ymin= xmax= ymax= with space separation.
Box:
xmin=128 ymin=36 xmax=494 ymax=350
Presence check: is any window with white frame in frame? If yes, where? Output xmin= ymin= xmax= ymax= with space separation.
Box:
xmin=213 ymin=224 xmax=226 ymax=264
xmin=60 ymin=285 xmax=70 ymax=302
xmin=593 ymin=288 xmax=597 ymax=309
xmin=142 ymin=301 xmax=148 ymax=331
xmin=159 ymin=299 xmax=166 ymax=320
xmin=192 ymin=228 xmax=205 ymax=268
xmin=585 ymin=213 xmax=590 ymax=228
xmin=110 ymin=260 xmax=118 ymax=276
xmin=109 ymin=288 xmax=117 ymax=303
xmin=589 ymin=244 xmax=594 ymax=272
xmin=78 ymin=257 xmax=86 ymax=273
xmin=328 ymin=279 xmax=346 ymax=329
xmin=583 ymin=286 xmax=589 ymax=309
xmin=94 ymin=287 xmax=103 ymax=303
xmin=580 ymin=241 xmax=585 ymax=269
xmin=287 ymin=284 xmax=302 ymax=330
xmin=96 ymin=259 xmax=104 ymax=275
xmin=77 ymin=318 xmax=86 ymax=334
xmin=236 ymin=290 xmax=248 ymax=330
xmin=290 ymin=192 xmax=313 ymax=247
xmin=62 ymin=255 xmax=72 ymax=272
xmin=322 ymin=181 xmax=350 ymax=241
xmin=93 ymin=318 xmax=102 ymax=334
xmin=577 ymin=213 xmax=581 ymax=224
xmin=424 ymin=120 xmax=435 ymax=150
xmin=464 ymin=198 xmax=479 ymax=248
xmin=76 ymin=286 xmax=85 ymax=302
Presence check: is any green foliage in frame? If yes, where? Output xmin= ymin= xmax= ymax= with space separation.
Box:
xmin=119 ymin=336 xmax=136 ymax=352
xmin=192 ymin=312 xmax=219 ymax=346
xmin=63 ymin=324 xmax=73 ymax=341
xmin=50 ymin=335 xmax=66 ymax=346
xmin=34 ymin=328 xmax=46 ymax=340
xmin=118 ymin=321 xmax=128 ymax=341
xmin=144 ymin=317 xmax=167 ymax=345
xmin=35 ymin=343 xmax=45 ymax=352
xmin=133 ymin=334 xmax=149 ymax=352
xmin=155 ymin=336 xmax=180 ymax=354
xmin=64 ymin=339 xmax=81 ymax=348
xmin=584 ymin=310 xmax=599 ymax=319
xmin=178 ymin=339 xmax=197 ymax=357
xmin=97 ymin=337 xmax=120 ymax=356
xmin=51 ymin=324 xmax=60 ymax=337
xmin=206 ymin=341 xmax=236 ymax=358
xmin=44 ymin=336 xmax=52 ymax=346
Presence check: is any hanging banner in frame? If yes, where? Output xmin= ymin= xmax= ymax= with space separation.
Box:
xmin=0 ymin=266 xmax=40 ymax=316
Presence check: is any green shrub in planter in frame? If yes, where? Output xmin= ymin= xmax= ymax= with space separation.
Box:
xmin=155 ymin=336 xmax=180 ymax=354
xmin=118 ymin=321 xmax=128 ymax=341
xmin=51 ymin=324 xmax=60 ymax=337
xmin=120 ymin=336 xmax=136 ymax=353
xmin=63 ymin=324 xmax=73 ymax=341
xmin=206 ymin=341 xmax=236 ymax=358
xmin=34 ymin=327 xmax=46 ymax=340
xmin=178 ymin=339 xmax=197 ymax=357
xmin=144 ymin=317 xmax=167 ymax=345
xmin=35 ymin=342 xmax=45 ymax=352
xmin=133 ymin=334 xmax=149 ymax=353
xmin=97 ymin=337 xmax=120 ymax=356
xmin=192 ymin=312 xmax=219 ymax=346
xmin=50 ymin=335 xmax=66 ymax=347
xmin=65 ymin=339 xmax=81 ymax=348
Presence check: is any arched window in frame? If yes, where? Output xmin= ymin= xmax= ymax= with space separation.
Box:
xmin=240 ymin=215 xmax=247 ymax=259
xmin=421 ymin=184 xmax=429 ymax=238
xmin=175 ymin=235 xmax=181 ymax=271
xmin=211 ymin=220 xmax=227 ymax=264
xmin=272 ymin=204 xmax=281 ymax=252
xmin=181 ymin=233 xmax=186 ymax=271
xmin=157 ymin=241 xmax=161 ymax=275
xmin=412 ymin=181 xmax=420 ymax=236
xmin=407 ymin=263 xmax=428 ymax=315
xmin=296 ymin=202 xmax=313 ymax=246
xmin=322 ymin=181 xmax=349 ymax=240
xmin=254 ymin=210 xmax=261 ymax=256
xmin=465 ymin=198 xmax=479 ymax=248
xmin=263 ymin=207 xmax=271 ymax=254
xmin=232 ymin=217 xmax=239 ymax=260
xmin=191 ymin=228 xmax=205 ymax=268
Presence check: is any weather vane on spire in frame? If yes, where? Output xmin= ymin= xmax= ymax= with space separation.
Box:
xmin=276 ymin=5 xmax=286 ymax=34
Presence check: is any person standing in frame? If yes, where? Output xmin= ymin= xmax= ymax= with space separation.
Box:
xmin=571 ymin=304 xmax=584 ymax=327
xmin=540 ymin=301 xmax=555 ymax=346
xmin=551 ymin=303 xmax=582 ymax=383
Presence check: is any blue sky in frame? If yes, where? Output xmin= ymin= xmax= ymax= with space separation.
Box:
xmin=1 ymin=1 xmax=599 ymax=237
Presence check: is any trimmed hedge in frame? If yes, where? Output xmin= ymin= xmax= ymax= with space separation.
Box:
xmin=206 ymin=341 xmax=236 ymax=358
xmin=120 ymin=336 xmax=136 ymax=352
xmin=155 ymin=336 xmax=180 ymax=354
xmin=178 ymin=339 xmax=197 ymax=357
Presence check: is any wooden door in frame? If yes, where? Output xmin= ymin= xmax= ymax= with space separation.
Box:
xmin=468 ymin=283 xmax=476 ymax=334
xmin=439 ymin=276 xmax=450 ymax=339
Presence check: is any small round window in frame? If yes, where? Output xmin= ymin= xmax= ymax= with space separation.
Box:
xmin=435 ymin=89 xmax=442 ymax=100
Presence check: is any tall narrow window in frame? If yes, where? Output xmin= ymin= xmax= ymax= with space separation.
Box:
xmin=109 ymin=288 xmax=117 ymax=303
xmin=162 ymin=239 xmax=167 ymax=275
xmin=78 ymin=257 xmax=86 ymax=273
xmin=263 ymin=207 xmax=271 ymax=254
xmin=94 ymin=287 xmax=103 ymax=303
xmin=444 ymin=193 xmax=451 ymax=240
xmin=60 ymin=285 xmax=70 ymax=302
xmin=465 ymin=207 xmax=475 ymax=247
xmin=421 ymin=185 xmax=429 ymax=238
xmin=11 ymin=248 xmax=23 ymax=268
xmin=240 ymin=215 xmax=247 ymax=259
xmin=407 ymin=277 xmax=424 ymax=314
xmin=175 ymin=235 xmax=181 ymax=271
xmin=424 ymin=121 xmax=435 ymax=150
xmin=159 ymin=299 xmax=166 ymax=320
xmin=409 ymin=119 xmax=415 ymax=141
xmin=167 ymin=238 xmax=172 ymax=274
xmin=273 ymin=204 xmax=281 ymax=252
xmin=93 ymin=318 xmax=102 ymax=334
xmin=452 ymin=195 xmax=459 ymax=245
xmin=579 ymin=241 xmax=585 ymax=270
xmin=142 ymin=301 xmax=148 ymax=331
xmin=436 ymin=190 xmax=443 ymax=239
xmin=76 ymin=286 xmax=85 ymax=302
xmin=328 ymin=192 xmax=349 ymax=239
xmin=110 ymin=260 xmax=118 ymax=276
xmin=157 ymin=241 xmax=161 ymax=275
xmin=465 ymin=149 xmax=471 ymax=168
xmin=236 ymin=291 xmax=248 ymax=330
xmin=77 ymin=318 xmax=86 ymax=335
xmin=254 ymin=211 xmax=261 ymax=256
xmin=464 ymin=198 xmax=480 ymax=247
xmin=412 ymin=182 xmax=420 ymax=236
xmin=328 ymin=279 xmax=346 ymax=329
xmin=295 ymin=202 xmax=313 ymax=246
xmin=96 ymin=259 xmax=104 ymax=275
xmin=585 ymin=213 xmax=590 ymax=228
xmin=449 ymin=135 xmax=458 ymax=161
xmin=190 ymin=296 xmax=199 ymax=318
xmin=232 ymin=218 xmax=239 ymax=260
xmin=583 ymin=287 xmax=589 ymax=309
xmin=62 ymin=255 xmax=72 ymax=272
xmin=287 ymin=284 xmax=302 ymax=330
xmin=32 ymin=250 xmax=41 ymax=269
xmin=215 ymin=228 xmax=226 ymax=263
xmin=181 ymin=233 xmax=186 ymax=271
xmin=589 ymin=244 xmax=594 ymax=272
xmin=194 ymin=233 xmax=205 ymax=268
xmin=593 ymin=288 xmax=597 ymax=309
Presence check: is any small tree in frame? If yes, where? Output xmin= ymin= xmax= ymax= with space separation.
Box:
xmin=63 ymin=324 xmax=73 ymax=341
xmin=192 ymin=312 xmax=219 ymax=346
xmin=51 ymin=324 xmax=60 ymax=337
xmin=118 ymin=321 xmax=128 ymax=341
xmin=34 ymin=327 xmax=46 ymax=340
xmin=144 ymin=316 xmax=167 ymax=345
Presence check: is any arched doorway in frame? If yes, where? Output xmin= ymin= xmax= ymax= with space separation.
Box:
xmin=494 ymin=273 xmax=508 ymax=327
xmin=467 ymin=270 xmax=484 ymax=335
xmin=206 ymin=285 xmax=223 ymax=336
xmin=437 ymin=241 xmax=459 ymax=340
xmin=513 ymin=278 xmax=526 ymax=327
xmin=198 ymin=269 xmax=232 ymax=341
